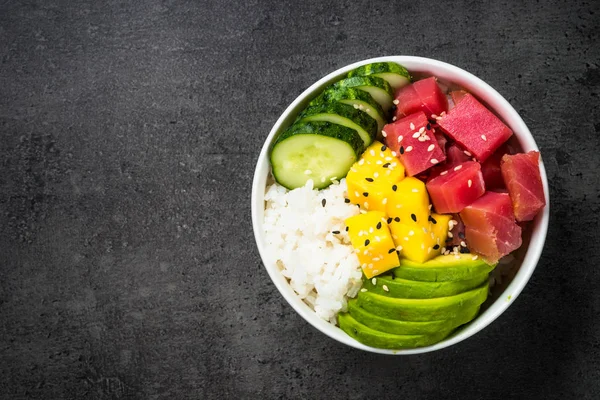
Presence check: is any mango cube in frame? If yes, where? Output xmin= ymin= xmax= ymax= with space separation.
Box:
xmin=385 ymin=177 xmax=430 ymax=226
xmin=345 ymin=211 xmax=400 ymax=279
xmin=346 ymin=141 xmax=405 ymax=212
xmin=389 ymin=213 xmax=451 ymax=263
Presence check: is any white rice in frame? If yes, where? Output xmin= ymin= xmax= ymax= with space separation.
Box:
xmin=263 ymin=178 xmax=363 ymax=323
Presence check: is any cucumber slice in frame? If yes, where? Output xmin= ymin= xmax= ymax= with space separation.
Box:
xmin=332 ymin=76 xmax=394 ymax=112
xmin=270 ymin=122 xmax=363 ymax=190
xmin=310 ymin=87 xmax=387 ymax=132
xmin=348 ymin=62 xmax=412 ymax=91
xmin=297 ymin=102 xmax=377 ymax=147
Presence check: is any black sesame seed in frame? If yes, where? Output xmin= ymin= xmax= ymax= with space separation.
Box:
xmin=458 ymin=232 xmax=465 ymax=239
xmin=387 ymin=217 xmax=393 ymax=224
xmin=399 ymin=146 xmax=405 ymax=155
xmin=381 ymin=145 xmax=387 ymax=151
xmin=363 ymin=192 xmax=369 ymax=197
xmin=388 ymin=248 xmax=395 ymax=254
xmin=332 ymin=230 xmax=340 ymax=234
xmin=394 ymin=217 xmax=400 ymax=222
xmin=322 ymin=199 xmax=326 ymax=207
xmin=428 ymin=119 xmax=437 ymax=125
xmin=446 ymin=237 xmax=453 ymax=242
xmin=460 ymin=246 xmax=470 ymax=254
xmin=345 ymin=226 xmax=349 ymax=232
xmin=365 ymin=239 xmax=370 ymax=246
xmin=390 ymin=105 xmax=397 ymax=112
xmin=376 ymin=222 xmax=382 ymax=229
xmin=433 ymin=244 xmax=440 ymax=250
xmin=382 ymin=162 xmax=390 ymax=168
xmin=396 ymin=250 xmax=401 ymax=256
xmin=392 ymin=185 xmax=397 ymax=191
xmin=411 ymin=213 xmax=417 ymax=222
xmin=427 ymin=123 xmax=431 ymax=130
xmin=430 ymin=217 xmax=437 ymax=224
xmin=344 ymin=198 xmax=350 ymax=203
xmin=365 ymin=177 xmax=374 ymax=182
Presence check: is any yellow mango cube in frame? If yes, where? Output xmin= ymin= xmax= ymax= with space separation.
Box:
xmin=346 ymin=141 xmax=405 ymax=212
xmin=389 ymin=213 xmax=452 ymax=263
xmin=385 ymin=177 xmax=430 ymax=226
xmin=345 ymin=211 xmax=400 ymax=279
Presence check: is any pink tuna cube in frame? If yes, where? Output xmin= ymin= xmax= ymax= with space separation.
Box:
xmin=437 ymin=94 xmax=512 ymax=162
xmin=426 ymin=161 xmax=486 ymax=214
xmin=501 ymin=151 xmax=546 ymax=221
xmin=394 ymin=77 xmax=448 ymax=120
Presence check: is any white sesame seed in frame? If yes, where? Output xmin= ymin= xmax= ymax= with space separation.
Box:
xmin=384 ymin=157 xmax=393 ymax=161
xmin=408 ymin=230 xmax=414 ymax=236
xmin=431 ymin=114 xmax=438 ymax=119
xmin=373 ymin=269 xmax=379 ymax=274
xmin=382 ymin=198 xmax=388 ymax=205
xmin=403 ymin=237 xmax=409 ymax=241
xmin=370 ymin=149 xmax=375 ymax=156
xmin=360 ymin=210 xmax=367 ymax=214
xmin=396 ymin=245 xmax=403 ymax=251
xmin=372 ymin=278 xmax=377 ymax=285
xmin=361 ymin=288 xmax=368 ymax=292
xmin=427 ymin=144 xmax=435 ymax=152
xmin=431 ymin=158 xmax=439 ymax=164
xmin=468 ymin=179 xmax=472 ymax=188
xmin=358 ymin=159 xmax=365 ymax=165
xmin=382 ymin=284 xmax=389 ymax=292
xmin=421 ymin=243 xmax=425 ymax=250
xmin=418 ymin=136 xmax=426 ymax=142
xmin=461 ymin=241 xmax=467 ymax=247
xmin=440 ymin=170 xmax=448 ymax=176
xmin=380 ymin=152 xmax=385 ymax=158
xmin=409 ymin=123 xmax=415 ymax=130
xmin=355 ymin=191 xmax=359 ymax=197
xmin=304 ymin=170 xmax=312 ymax=175
xmin=364 ymin=202 xmax=369 ymax=209
xmin=427 ymin=247 xmax=432 ymax=254
xmin=376 ymin=160 xmax=383 ymax=165
xmin=363 ymin=249 xmax=369 ymax=255
xmin=374 ymin=172 xmax=379 ymax=178
xmin=359 ymin=105 xmax=364 ymax=110
xmin=464 ymin=150 xmax=472 ymax=156
xmin=358 ymin=231 xmax=363 ymax=237
xmin=451 ymin=219 xmax=458 ymax=225
xmin=412 ymin=188 xmax=419 ymax=193
xmin=330 ymin=176 xmax=338 ymax=181
xmin=392 ymin=116 xmax=397 ymax=121
xmin=481 ymin=134 xmax=487 ymax=141
xmin=350 ymin=167 xmax=357 ymax=173
xmin=372 ymin=257 xmax=380 ymax=262
xmin=393 ymin=99 xmax=399 ymax=105
xmin=454 ymin=165 xmax=463 ymax=171
xmin=353 ymin=104 xmax=359 ymax=109
xmin=419 ymin=127 xmax=425 ymax=134
xmin=412 ymin=132 xmax=421 ymax=138
xmin=391 ymin=151 xmax=397 ymax=157
xmin=405 ymin=146 xmax=413 ymax=152
xmin=366 ymin=108 xmax=371 ymax=112
xmin=422 ymin=227 xmax=428 ymax=233
xmin=472 ymin=255 xmax=478 ymax=260
xmin=448 ymin=231 xmax=453 ymax=238
xmin=382 ymin=130 xmax=387 ymax=137
xmin=369 ymin=227 xmax=374 ymax=233
xmin=391 ymin=162 xmax=397 ymax=167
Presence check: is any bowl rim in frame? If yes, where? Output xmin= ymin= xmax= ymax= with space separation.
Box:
xmin=251 ymin=55 xmax=550 ymax=355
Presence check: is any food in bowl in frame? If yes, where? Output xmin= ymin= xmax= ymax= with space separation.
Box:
xmin=262 ymin=61 xmax=546 ymax=350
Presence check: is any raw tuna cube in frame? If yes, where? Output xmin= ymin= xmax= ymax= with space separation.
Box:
xmin=426 ymin=161 xmax=485 ymax=214
xmin=394 ymin=77 xmax=448 ymax=119
xmin=460 ymin=192 xmax=522 ymax=262
xmin=450 ymin=90 xmax=468 ymax=106
xmin=481 ymin=144 xmax=510 ymax=190
xmin=427 ymin=143 xmax=471 ymax=180
xmin=383 ymin=111 xmax=446 ymax=176
xmin=501 ymin=151 xmax=546 ymax=221
xmin=437 ymin=94 xmax=512 ymax=162
xmin=434 ymin=131 xmax=448 ymax=155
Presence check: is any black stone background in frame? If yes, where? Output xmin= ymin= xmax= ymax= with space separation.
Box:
xmin=1 ymin=0 xmax=599 ymax=399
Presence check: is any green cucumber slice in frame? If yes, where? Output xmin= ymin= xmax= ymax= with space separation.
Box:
xmin=339 ymin=312 xmax=453 ymax=349
xmin=348 ymin=62 xmax=412 ymax=90
xmin=348 ymin=300 xmax=480 ymax=335
xmin=310 ymin=87 xmax=386 ymax=132
xmin=332 ymin=76 xmax=394 ymax=112
xmin=393 ymin=254 xmax=497 ymax=282
xmin=362 ymin=273 xmax=489 ymax=299
xmin=297 ymin=102 xmax=377 ymax=147
xmin=356 ymin=282 xmax=489 ymax=322
xmin=269 ymin=122 xmax=363 ymax=190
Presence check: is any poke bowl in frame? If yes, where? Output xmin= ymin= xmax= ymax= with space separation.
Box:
xmin=251 ymin=56 xmax=549 ymax=354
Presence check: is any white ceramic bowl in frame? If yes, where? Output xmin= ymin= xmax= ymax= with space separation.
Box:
xmin=251 ymin=56 xmax=550 ymax=354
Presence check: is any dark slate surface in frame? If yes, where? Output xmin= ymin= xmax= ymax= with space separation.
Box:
xmin=1 ymin=0 xmax=599 ymax=398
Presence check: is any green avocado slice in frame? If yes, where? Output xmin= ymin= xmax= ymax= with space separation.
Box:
xmin=356 ymin=282 xmax=489 ymax=322
xmin=348 ymin=299 xmax=480 ymax=335
xmin=338 ymin=312 xmax=453 ymax=349
xmin=363 ymin=273 xmax=489 ymax=299
xmin=393 ymin=254 xmax=496 ymax=282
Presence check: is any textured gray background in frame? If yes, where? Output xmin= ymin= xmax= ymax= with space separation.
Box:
xmin=1 ymin=0 xmax=599 ymax=399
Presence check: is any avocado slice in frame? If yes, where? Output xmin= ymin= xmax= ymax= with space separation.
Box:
xmin=348 ymin=299 xmax=480 ymax=335
xmin=363 ymin=273 xmax=489 ymax=299
xmin=356 ymin=282 xmax=489 ymax=321
xmin=393 ymin=254 xmax=496 ymax=282
xmin=338 ymin=312 xmax=453 ymax=349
